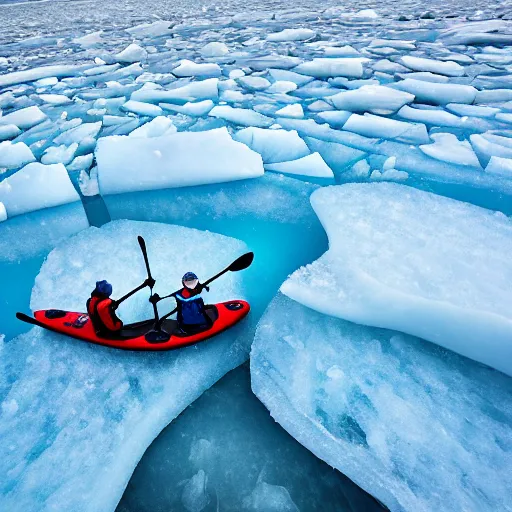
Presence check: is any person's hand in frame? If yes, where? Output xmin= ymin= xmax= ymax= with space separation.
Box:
xmin=149 ymin=293 xmax=160 ymax=304
xmin=111 ymin=301 xmax=119 ymax=311
xmin=201 ymin=284 xmax=210 ymax=292
xmin=144 ymin=277 xmax=156 ymax=288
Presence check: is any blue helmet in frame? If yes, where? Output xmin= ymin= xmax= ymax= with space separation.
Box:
xmin=182 ymin=272 xmax=198 ymax=282
xmin=95 ymin=280 xmax=113 ymax=297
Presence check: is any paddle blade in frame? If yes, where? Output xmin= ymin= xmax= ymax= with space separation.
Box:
xmin=229 ymin=252 xmax=254 ymax=272
xmin=138 ymin=235 xmax=146 ymax=251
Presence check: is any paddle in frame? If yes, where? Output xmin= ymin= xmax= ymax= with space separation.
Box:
xmin=156 ymin=252 xmax=254 ymax=326
xmin=138 ymin=236 xmax=160 ymax=324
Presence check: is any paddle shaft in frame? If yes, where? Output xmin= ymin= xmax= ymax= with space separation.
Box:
xmin=138 ymin=236 xmax=160 ymax=323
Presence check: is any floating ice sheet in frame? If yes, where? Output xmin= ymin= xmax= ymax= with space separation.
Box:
xmin=282 ymin=183 xmax=512 ymax=376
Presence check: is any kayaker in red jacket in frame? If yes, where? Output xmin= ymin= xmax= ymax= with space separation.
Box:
xmin=87 ymin=278 xmax=154 ymax=337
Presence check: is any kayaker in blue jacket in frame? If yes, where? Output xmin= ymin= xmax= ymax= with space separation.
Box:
xmin=150 ymin=272 xmax=212 ymax=333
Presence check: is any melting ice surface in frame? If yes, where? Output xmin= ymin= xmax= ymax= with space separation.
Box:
xmin=0 ymin=220 xmax=253 ymax=512
xmin=117 ymin=364 xmax=383 ymax=512
xmin=1 ymin=0 xmax=512 ymax=510
xmin=251 ymin=294 xmax=512 ymax=512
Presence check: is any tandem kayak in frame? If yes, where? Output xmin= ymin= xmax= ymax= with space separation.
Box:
xmin=16 ymin=300 xmax=250 ymax=351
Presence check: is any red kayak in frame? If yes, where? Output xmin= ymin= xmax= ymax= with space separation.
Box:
xmin=16 ymin=300 xmax=250 ymax=351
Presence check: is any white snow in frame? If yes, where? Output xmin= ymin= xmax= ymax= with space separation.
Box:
xmin=267 ymin=28 xmax=316 ymax=42
xmin=328 ymin=85 xmax=414 ymax=115
xmin=1 ymin=220 xmax=249 ymax=512
xmin=233 ymin=127 xmax=310 ymax=164
xmin=293 ymin=58 xmax=367 ymax=79
xmin=393 ymin=79 xmax=477 ymax=105
xmin=41 ymin=143 xmax=78 ymax=165
xmin=128 ymin=116 xmax=177 ymax=138
xmin=400 ymin=56 xmax=465 ymax=77
xmin=282 ymin=183 xmax=512 ymax=376
xmin=420 ymin=133 xmax=481 ymax=168
xmin=0 ymin=141 xmax=35 ymax=169
xmin=0 ymin=162 xmax=80 ymax=216
xmin=115 ymin=43 xmax=148 ymax=63
xmin=343 ymin=113 xmax=430 ymax=144
xmin=160 ymin=100 xmax=214 ymax=117
xmin=200 ymin=42 xmax=229 ymax=57
xmin=208 ymin=106 xmax=273 ymax=128
xmin=96 ymin=127 xmax=264 ymax=195
xmin=251 ymin=293 xmax=512 ymax=512
xmin=275 ymin=104 xmax=304 ymax=118
xmin=265 ymin=152 xmax=334 ymax=180
xmin=121 ymin=100 xmax=163 ymax=117
xmin=173 ymin=60 xmax=222 ymax=78
xmin=0 ymin=106 xmax=47 ymax=130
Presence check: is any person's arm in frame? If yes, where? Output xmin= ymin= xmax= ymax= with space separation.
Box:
xmin=112 ymin=277 xmax=155 ymax=309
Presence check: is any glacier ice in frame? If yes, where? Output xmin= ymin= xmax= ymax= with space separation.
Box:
xmin=251 ymin=293 xmax=512 ymax=512
xmin=0 ymin=220 xmax=251 ymax=512
xmin=0 ymin=162 xmax=81 ymax=217
xmin=282 ymin=183 xmax=512 ymax=376
xmin=95 ymin=128 xmax=264 ymax=194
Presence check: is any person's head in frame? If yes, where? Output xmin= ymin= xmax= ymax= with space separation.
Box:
xmin=94 ymin=280 xmax=113 ymax=298
xmin=182 ymin=272 xmax=199 ymax=290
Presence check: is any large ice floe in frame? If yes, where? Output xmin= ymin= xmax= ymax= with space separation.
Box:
xmin=0 ymin=220 xmax=251 ymax=512
xmin=0 ymin=162 xmax=81 ymax=217
xmin=251 ymin=293 xmax=512 ymax=512
xmin=95 ymin=127 xmax=264 ymax=195
xmin=281 ymin=183 xmax=512 ymax=377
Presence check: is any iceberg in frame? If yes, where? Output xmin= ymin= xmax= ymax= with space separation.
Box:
xmin=265 ymin=152 xmax=334 ymax=183
xmin=0 ymin=162 xmax=80 ymax=217
xmin=393 ymin=79 xmax=477 ymax=105
xmin=95 ymin=127 xmax=264 ymax=195
xmin=233 ymin=127 xmax=310 ymax=164
xmin=0 ymin=141 xmax=35 ymax=169
xmin=0 ymin=106 xmax=47 ymax=130
xmin=281 ymin=183 xmax=512 ymax=376
xmin=400 ymin=56 xmax=465 ymax=77
xmin=208 ymin=106 xmax=273 ymax=128
xmin=293 ymin=58 xmax=366 ymax=79
xmin=328 ymin=85 xmax=414 ymax=115
xmin=0 ymin=220 xmax=251 ymax=512
xmin=0 ymin=64 xmax=92 ymax=88
xmin=251 ymin=293 xmax=512 ymax=512
xmin=343 ymin=114 xmax=430 ymax=144
xmin=267 ymin=28 xmax=316 ymax=42
xmin=131 ymin=78 xmax=219 ymax=103
xmin=420 ymin=133 xmax=481 ymax=168
xmin=172 ymin=60 xmax=222 ymax=78
xmin=121 ymin=100 xmax=163 ymax=117
xmin=115 ymin=43 xmax=147 ymax=63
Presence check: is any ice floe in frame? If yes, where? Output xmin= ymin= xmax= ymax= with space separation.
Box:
xmin=208 ymin=105 xmax=273 ymax=127
xmin=282 ymin=183 xmax=512 ymax=376
xmin=293 ymin=58 xmax=366 ymax=79
xmin=0 ymin=141 xmax=35 ymax=169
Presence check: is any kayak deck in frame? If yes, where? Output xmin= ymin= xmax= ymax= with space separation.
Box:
xmin=17 ymin=300 xmax=250 ymax=351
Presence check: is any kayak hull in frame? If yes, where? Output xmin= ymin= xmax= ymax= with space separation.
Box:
xmin=18 ymin=300 xmax=250 ymax=351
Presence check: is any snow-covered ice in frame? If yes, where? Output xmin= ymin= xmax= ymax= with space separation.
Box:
xmin=0 ymin=141 xmax=35 ymax=169
xmin=343 ymin=114 xmax=430 ymax=144
xmin=328 ymin=85 xmax=414 ymax=115
xmin=96 ymin=128 xmax=264 ymax=195
xmin=251 ymin=293 xmax=512 ymax=512
xmin=0 ymin=220 xmax=250 ymax=512
xmin=282 ymin=183 xmax=512 ymax=376
xmin=0 ymin=162 xmax=80 ymax=216
xmin=233 ymin=127 xmax=310 ymax=164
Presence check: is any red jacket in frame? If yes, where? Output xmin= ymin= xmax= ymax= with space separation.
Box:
xmin=87 ymin=296 xmax=123 ymax=333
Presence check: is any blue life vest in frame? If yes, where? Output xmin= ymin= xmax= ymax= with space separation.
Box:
xmin=174 ymin=290 xmax=208 ymax=326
